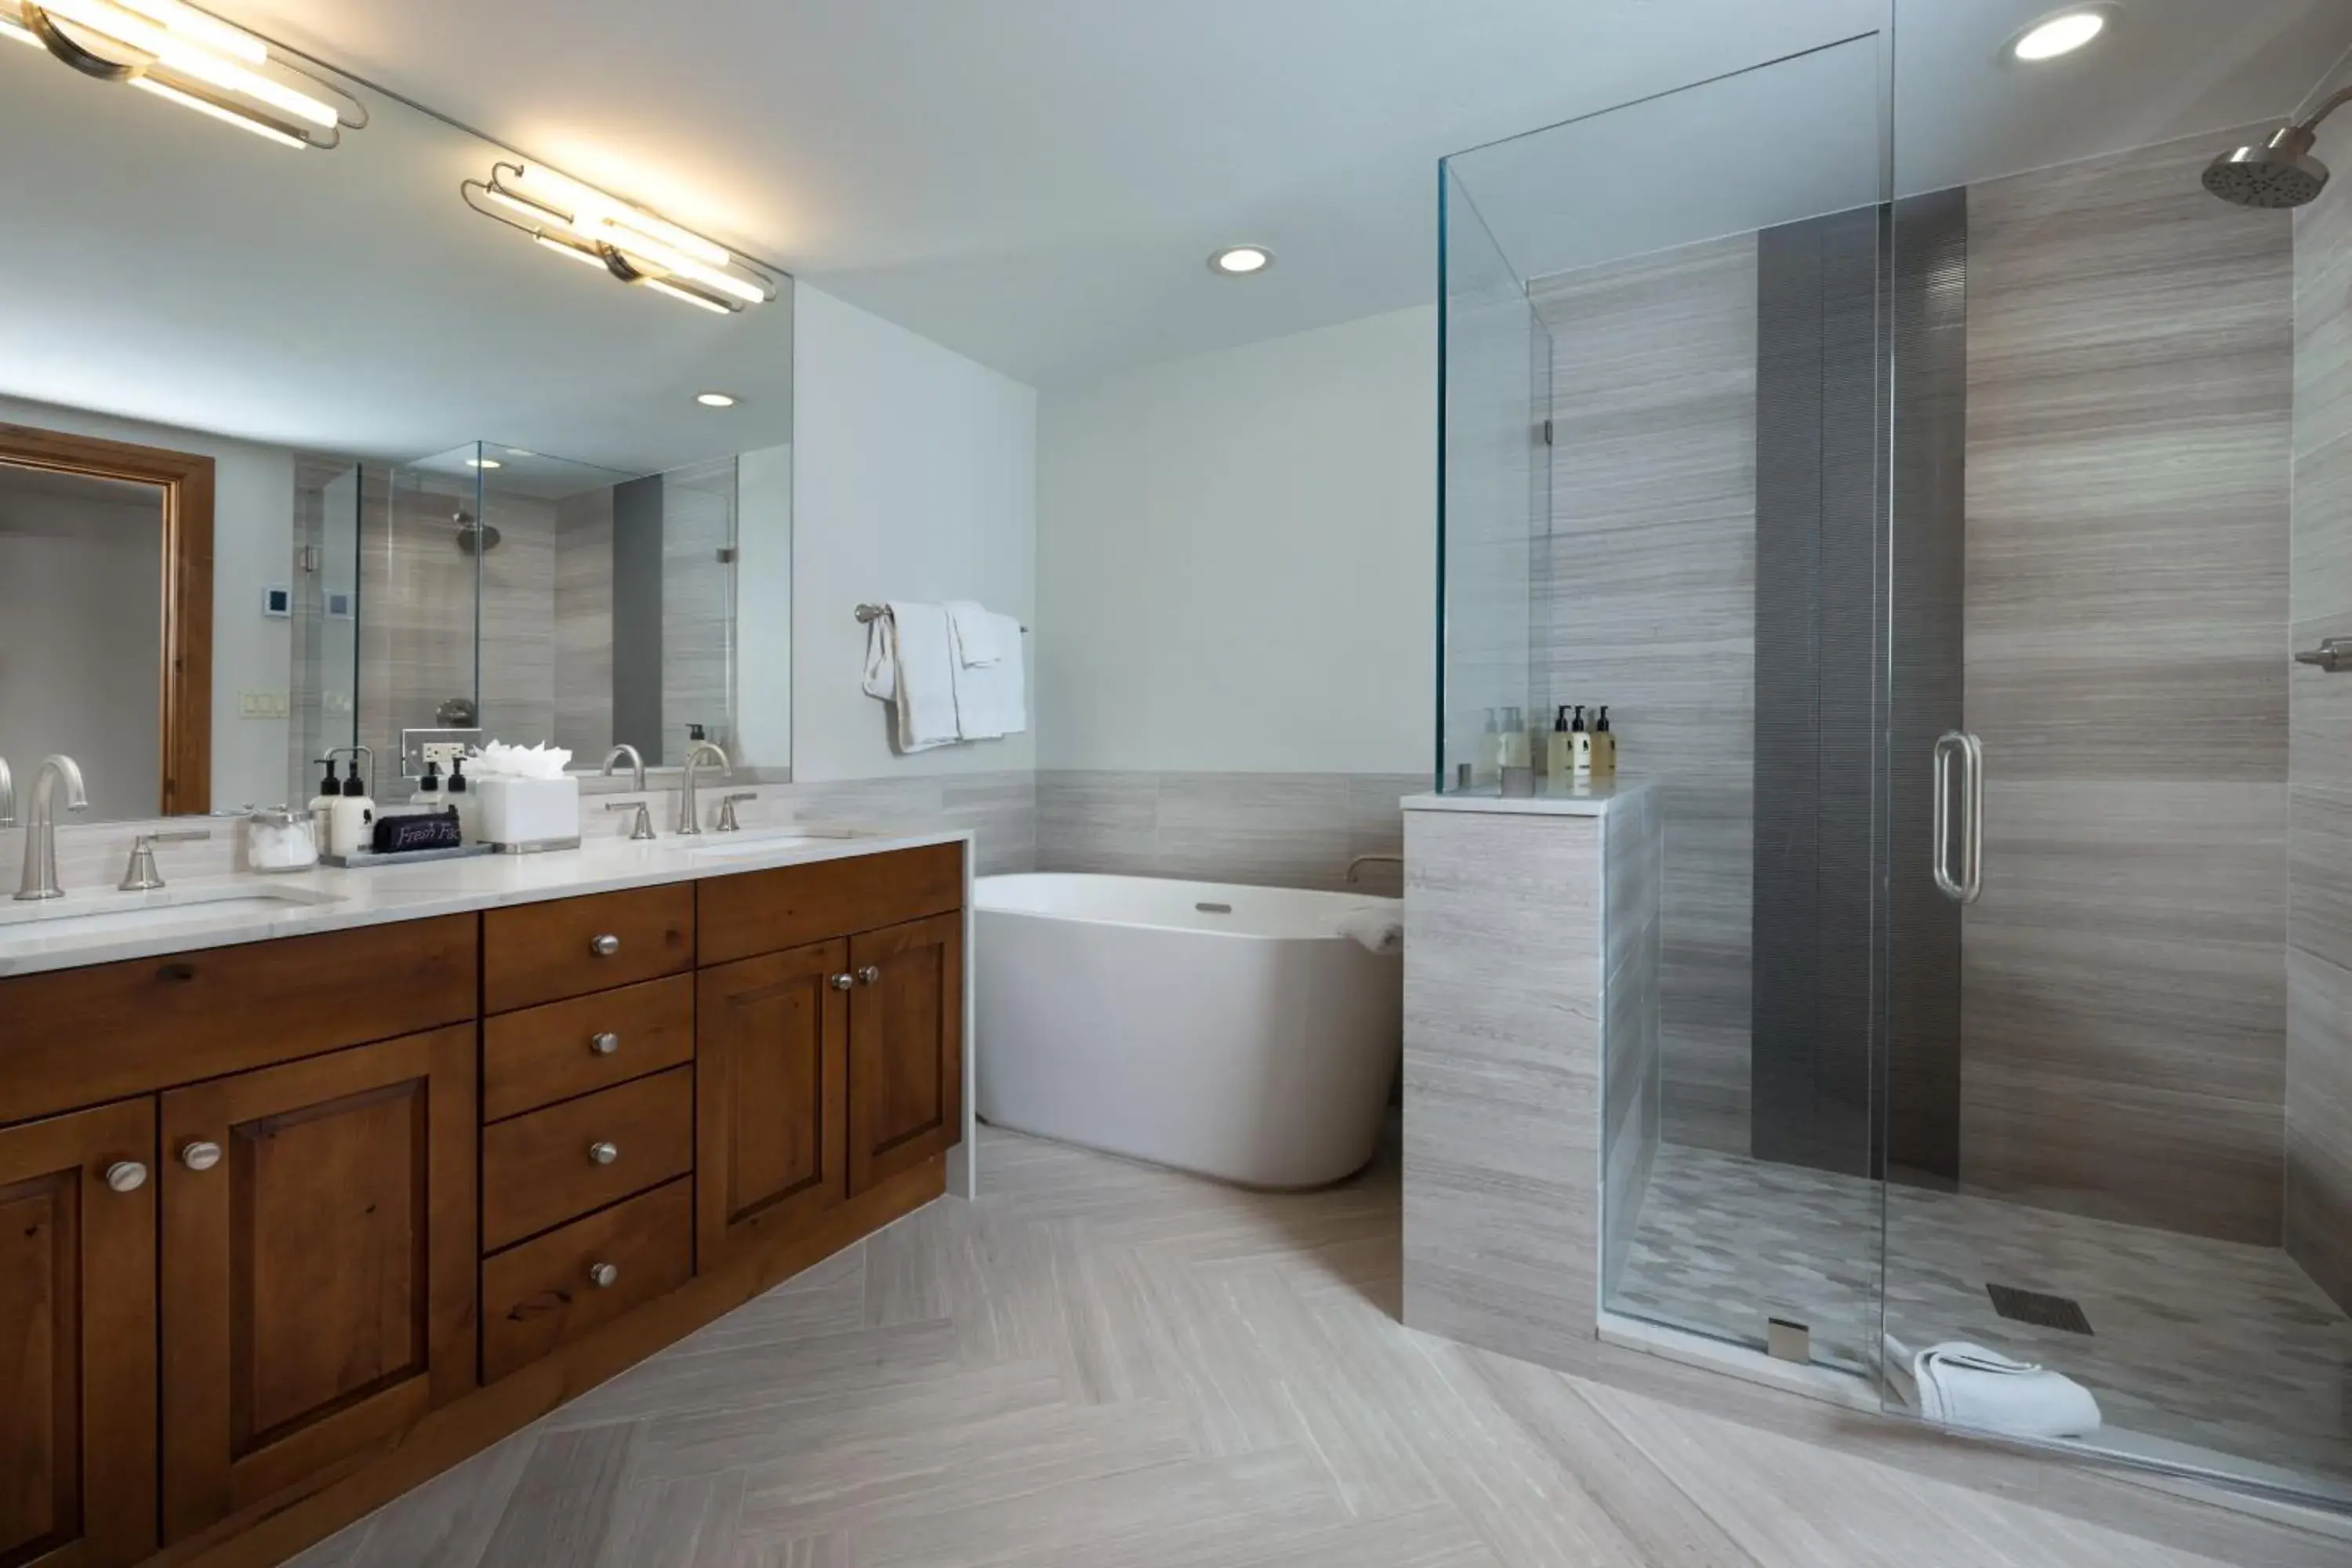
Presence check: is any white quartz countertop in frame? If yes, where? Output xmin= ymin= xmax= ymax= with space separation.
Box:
xmin=0 ymin=826 xmax=971 ymax=978
xmin=1401 ymin=779 xmax=1656 ymax=818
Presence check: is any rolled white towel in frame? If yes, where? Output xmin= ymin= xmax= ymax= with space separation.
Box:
xmin=1907 ymin=1340 xmax=2101 ymax=1440
xmin=1337 ymin=905 xmax=1403 ymax=956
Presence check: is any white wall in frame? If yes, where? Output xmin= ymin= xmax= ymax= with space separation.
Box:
xmin=789 ymin=285 xmax=1037 ymax=782
xmin=0 ymin=481 xmax=162 ymax=818
xmin=1036 ymin=304 xmax=1436 ymax=774
xmin=735 ymin=441 xmax=793 ymax=770
xmin=0 ymin=394 xmax=293 ymax=812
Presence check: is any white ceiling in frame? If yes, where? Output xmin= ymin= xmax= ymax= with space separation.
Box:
xmin=204 ymin=0 xmax=2352 ymax=389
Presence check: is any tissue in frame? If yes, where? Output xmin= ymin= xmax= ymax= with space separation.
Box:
xmin=470 ymin=741 xmax=574 ymax=779
xmin=470 ymin=741 xmax=579 ymax=844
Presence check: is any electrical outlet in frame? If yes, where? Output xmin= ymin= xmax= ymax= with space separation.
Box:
xmin=238 ymin=690 xmax=289 ymax=720
xmin=421 ymin=741 xmax=468 ymax=770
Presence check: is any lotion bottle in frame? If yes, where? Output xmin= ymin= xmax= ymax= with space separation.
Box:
xmin=1501 ymin=706 xmax=1531 ymax=770
xmin=1592 ymin=706 xmax=1617 ymax=782
xmin=1546 ymin=706 xmax=1576 ymax=783
xmin=307 ymin=759 xmax=340 ymax=824
xmin=328 ymin=770 xmax=376 ymax=858
xmin=1571 ymin=705 xmax=1592 ymax=780
xmin=447 ymin=757 xmax=477 ymax=842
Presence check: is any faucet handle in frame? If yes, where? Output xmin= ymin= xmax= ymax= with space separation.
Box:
xmin=716 ymin=793 xmax=757 ymax=833
xmin=119 ymin=829 xmax=211 ymax=892
xmin=604 ymin=800 xmax=657 ymax=842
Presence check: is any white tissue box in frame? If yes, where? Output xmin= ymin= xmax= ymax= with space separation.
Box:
xmin=476 ymin=775 xmax=580 ymax=846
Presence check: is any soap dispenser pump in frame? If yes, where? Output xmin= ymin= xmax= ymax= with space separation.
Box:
xmin=1546 ymin=706 xmax=1576 ymax=785
xmin=1570 ymin=704 xmax=1592 ymax=780
xmin=447 ymin=757 xmax=476 ymax=842
xmin=309 ymin=759 xmax=339 ymax=821
xmin=328 ymin=768 xmax=376 ymax=858
xmin=1592 ymin=706 xmax=1617 ymax=782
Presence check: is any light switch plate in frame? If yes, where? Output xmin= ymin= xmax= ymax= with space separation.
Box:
xmin=238 ymin=690 xmax=290 ymax=720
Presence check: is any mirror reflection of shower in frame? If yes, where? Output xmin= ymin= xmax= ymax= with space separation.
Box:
xmin=452 ymin=509 xmax=503 ymax=554
xmin=2204 ymin=84 xmax=2347 ymax=207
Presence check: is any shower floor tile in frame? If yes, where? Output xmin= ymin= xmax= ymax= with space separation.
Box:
xmin=1612 ymin=1142 xmax=2352 ymax=1486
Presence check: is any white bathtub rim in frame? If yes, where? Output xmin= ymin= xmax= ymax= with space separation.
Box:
xmin=976 ymin=870 xmax=1399 ymax=942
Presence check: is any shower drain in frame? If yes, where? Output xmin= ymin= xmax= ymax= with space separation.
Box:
xmin=1986 ymin=1282 xmax=2093 ymax=1335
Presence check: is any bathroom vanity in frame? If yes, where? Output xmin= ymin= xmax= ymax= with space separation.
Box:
xmin=0 ymin=833 xmax=967 ymax=1568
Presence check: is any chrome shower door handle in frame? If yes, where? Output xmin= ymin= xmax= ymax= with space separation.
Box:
xmin=1933 ymin=731 xmax=1985 ymax=906
xmin=1958 ymin=731 xmax=1985 ymax=906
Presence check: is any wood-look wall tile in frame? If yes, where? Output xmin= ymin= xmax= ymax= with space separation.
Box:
xmin=1403 ymin=808 xmax=1603 ymax=1372
xmin=2285 ymin=947 xmax=2352 ymax=1315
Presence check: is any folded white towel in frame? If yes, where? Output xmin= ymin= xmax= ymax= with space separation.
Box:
xmin=1337 ymin=905 xmax=1403 ymax=956
xmin=950 ymin=610 xmax=1027 ymax=739
xmin=860 ymin=603 xmax=960 ymax=753
xmin=1907 ymin=1340 xmax=2102 ymax=1440
xmin=945 ymin=600 xmax=1004 ymax=667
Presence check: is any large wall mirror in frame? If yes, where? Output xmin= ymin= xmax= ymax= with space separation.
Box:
xmin=0 ymin=20 xmax=793 ymax=824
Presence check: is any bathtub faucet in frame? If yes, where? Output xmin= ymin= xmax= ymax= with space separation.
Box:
xmin=1345 ymin=853 xmax=1403 ymax=884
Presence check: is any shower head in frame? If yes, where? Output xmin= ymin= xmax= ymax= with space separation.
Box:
xmin=2205 ymin=85 xmax=2350 ymax=210
xmin=2202 ymin=125 xmax=2328 ymax=209
xmin=452 ymin=510 xmax=503 ymax=554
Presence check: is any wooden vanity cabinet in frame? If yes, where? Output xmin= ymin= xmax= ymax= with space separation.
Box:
xmin=0 ymin=1098 xmax=158 ymax=1568
xmin=848 ymin=911 xmax=964 ymax=1196
xmin=158 ymin=1025 xmax=477 ymax=1544
xmin=696 ymin=938 xmax=852 ymax=1263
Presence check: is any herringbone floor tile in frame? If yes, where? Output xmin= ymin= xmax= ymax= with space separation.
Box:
xmin=289 ymin=1128 xmax=2348 ymax=1568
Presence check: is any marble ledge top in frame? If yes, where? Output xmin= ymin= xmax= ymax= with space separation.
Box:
xmin=1401 ymin=779 xmax=1656 ymax=818
xmin=0 ymin=825 xmax=971 ymax=979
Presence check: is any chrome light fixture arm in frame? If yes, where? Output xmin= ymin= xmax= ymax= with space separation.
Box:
xmin=460 ymin=160 xmax=782 ymax=316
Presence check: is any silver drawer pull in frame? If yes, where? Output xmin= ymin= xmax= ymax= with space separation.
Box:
xmin=104 ymin=1160 xmax=148 ymax=1192
xmin=829 ymin=972 xmax=854 ymax=991
xmin=180 ymin=1141 xmax=222 ymax=1173
xmin=587 ymin=1261 xmax=619 ymax=1289
xmin=856 ymin=964 xmax=880 ymax=985
xmin=590 ymin=1031 xmax=621 ymax=1056
xmin=590 ymin=933 xmax=621 ymax=956
xmin=587 ymin=1140 xmax=619 ymax=1166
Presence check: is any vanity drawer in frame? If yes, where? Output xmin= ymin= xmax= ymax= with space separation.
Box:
xmin=0 ymin=915 xmax=477 ymax=1124
xmin=484 ymin=884 xmax=695 ymax=1014
xmin=483 ymin=974 xmax=695 ymax=1122
xmin=481 ymin=1176 xmax=692 ymax=1382
xmin=698 ymin=843 xmax=964 ymax=966
xmin=481 ymin=1065 xmax=694 ymax=1250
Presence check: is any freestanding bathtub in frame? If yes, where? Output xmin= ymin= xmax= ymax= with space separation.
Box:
xmin=973 ymin=873 xmax=1402 ymax=1189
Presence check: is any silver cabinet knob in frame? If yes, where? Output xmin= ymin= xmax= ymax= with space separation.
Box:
xmin=587 ymin=1140 xmax=619 ymax=1166
xmin=590 ymin=933 xmax=622 ymax=956
xmin=587 ymin=1261 xmax=619 ymax=1289
xmin=180 ymin=1141 xmax=222 ymax=1172
xmin=829 ymin=972 xmax=854 ymax=991
xmin=856 ymin=964 xmax=880 ymax=985
xmin=590 ymin=1031 xmax=621 ymax=1056
xmin=104 ymin=1160 xmax=148 ymax=1192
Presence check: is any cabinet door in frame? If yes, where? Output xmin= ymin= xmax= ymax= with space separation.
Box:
xmin=0 ymin=1098 xmax=156 ymax=1568
xmin=848 ymin=912 xmax=964 ymax=1196
xmin=696 ymin=939 xmax=849 ymax=1265
xmin=159 ymin=1025 xmax=476 ymax=1542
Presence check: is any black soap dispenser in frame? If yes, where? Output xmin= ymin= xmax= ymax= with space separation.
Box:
xmin=1570 ymin=704 xmax=1592 ymax=780
xmin=1546 ymin=705 xmax=1574 ymax=782
xmin=1593 ymin=706 xmax=1617 ymax=782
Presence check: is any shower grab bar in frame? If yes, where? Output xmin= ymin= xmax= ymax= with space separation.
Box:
xmin=1933 ymin=731 xmax=1984 ymax=906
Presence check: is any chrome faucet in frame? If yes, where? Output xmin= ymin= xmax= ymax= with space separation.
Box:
xmin=676 ymin=742 xmax=731 ymax=837
xmin=1345 ymin=853 xmax=1404 ymax=884
xmin=14 ymin=755 xmax=89 ymax=902
xmin=118 ymin=829 xmax=212 ymax=891
xmin=601 ymin=742 xmax=646 ymax=790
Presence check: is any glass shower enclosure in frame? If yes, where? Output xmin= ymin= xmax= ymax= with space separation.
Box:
xmin=1439 ymin=16 xmax=2352 ymax=1510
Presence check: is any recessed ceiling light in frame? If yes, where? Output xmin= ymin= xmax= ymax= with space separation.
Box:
xmin=2009 ymin=7 xmax=2111 ymax=62
xmin=465 ymin=457 xmax=502 ymax=470
xmin=1209 ymin=245 xmax=1274 ymax=276
xmin=695 ymin=391 xmax=738 ymax=408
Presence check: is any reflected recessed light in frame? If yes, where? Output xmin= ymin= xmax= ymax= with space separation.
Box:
xmin=695 ymin=392 xmax=738 ymax=408
xmin=465 ymin=457 xmax=502 ymax=470
xmin=506 ymin=447 xmax=535 ymax=457
xmin=1209 ymin=244 xmax=1273 ymax=276
xmin=2009 ymin=7 xmax=2111 ymax=62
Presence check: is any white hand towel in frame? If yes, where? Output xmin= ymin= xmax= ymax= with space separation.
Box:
xmin=1911 ymin=1341 xmax=2102 ymax=1440
xmin=1337 ymin=904 xmax=1403 ymax=955
xmin=864 ymin=603 xmax=960 ymax=753
xmin=945 ymin=600 xmax=1004 ymax=667
xmin=949 ymin=610 xmax=1027 ymax=739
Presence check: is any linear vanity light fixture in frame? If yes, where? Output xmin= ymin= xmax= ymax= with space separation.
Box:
xmin=461 ymin=161 xmax=780 ymax=316
xmin=0 ymin=0 xmax=361 ymax=148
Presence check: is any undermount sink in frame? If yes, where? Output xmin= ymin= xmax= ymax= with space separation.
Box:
xmin=681 ymin=826 xmax=863 ymax=860
xmin=0 ymin=885 xmax=343 ymax=943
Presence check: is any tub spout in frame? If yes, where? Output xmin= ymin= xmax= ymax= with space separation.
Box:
xmin=1345 ymin=854 xmax=1403 ymax=884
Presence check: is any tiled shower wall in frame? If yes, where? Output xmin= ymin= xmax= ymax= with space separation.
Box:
xmin=1036 ymin=771 xmax=1423 ymax=895
xmin=1528 ymin=234 xmax=1759 ymax=1156
xmin=2288 ymin=86 xmax=2352 ymax=1312
xmin=1958 ymin=130 xmax=2292 ymax=1245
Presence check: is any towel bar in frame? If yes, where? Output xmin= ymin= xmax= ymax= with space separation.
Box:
xmin=856 ymin=602 xmax=1027 ymax=632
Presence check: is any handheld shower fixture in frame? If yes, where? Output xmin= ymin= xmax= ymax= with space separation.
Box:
xmin=2204 ymin=85 xmax=2350 ymax=209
